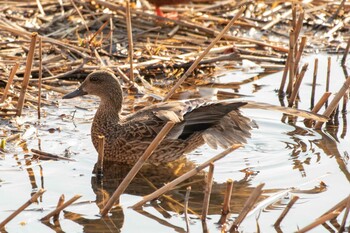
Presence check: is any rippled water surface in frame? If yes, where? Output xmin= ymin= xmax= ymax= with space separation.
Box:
xmin=1 ymin=54 xmax=349 ymax=232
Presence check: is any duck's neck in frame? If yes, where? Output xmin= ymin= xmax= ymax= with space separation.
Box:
xmin=94 ymin=96 xmax=122 ymax=123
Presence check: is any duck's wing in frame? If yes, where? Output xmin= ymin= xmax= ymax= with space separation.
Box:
xmin=179 ymin=101 xmax=253 ymax=149
xmin=123 ymin=100 xmax=253 ymax=148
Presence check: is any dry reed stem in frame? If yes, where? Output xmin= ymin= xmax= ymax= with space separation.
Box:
xmin=100 ymin=121 xmax=175 ymax=216
xmin=326 ymin=57 xmax=331 ymax=95
xmin=131 ymin=145 xmax=242 ymax=210
xmin=297 ymin=210 xmax=341 ymax=233
xmin=17 ymin=32 xmax=37 ymax=116
xmin=114 ymin=66 xmax=141 ymax=92
xmin=310 ymin=58 xmax=319 ymax=109
xmin=69 ymin=0 xmax=90 ymax=33
xmin=341 ymin=38 xmax=350 ymax=66
xmin=229 ymin=183 xmax=265 ymax=232
xmin=274 ymin=195 xmax=299 ymax=227
xmin=293 ymin=36 xmax=307 ymax=74
xmin=53 ymin=194 xmax=65 ymax=222
xmin=88 ymin=19 xmax=109 ymax=46
xmin=321 ymin=196 xmax=349 ymax=218
xmin=184 ymin=186 xmax=191 ymax=233
xmin=97 ymin=135 xmax=105 ymax=175
xmin=167 ymin=25 xmax=180 ymax=38
xmin=0 ymin=189 xmax=46 ymax=229
xmin=286 ymin=30 xmax=295 ymax=96
xmin=311 ymin=92 xmax=332 ymax=114
xmin=292 ymin=4 xmax=297 ymax=30
xmin=218 ymin=179 xmax=234 ymax=225
xmin=279 ymin=49 xmax=291 ymax=96
xmin=31 ymin=149 xmax=76 ymax=161
xmin=288 ymin=63 xmax=308 ymax=107
xmin=339 ymin=195 xmax=350 ymax=232
xmin=35 ymin=0 xmax=46 ymax=15
xmin=201 ymin=163 xmax=214 ymax=222
xmin=162 ymin=6 xmax=246 ymax=101
xmin=293 ymin=10 xmax=304 ymax=46
xmin=126 ymin=1 xmax=134 ymax=82
xmin=315 ymin=77 xmax=350 ymax=129
xmin=109 ymin=17 xmax=113 ymax=54
xmin=262 ymin=9 xmax=292 ymax=31
xmin=41 ymin=195 xmax=82 ymax=221
xmin=0 ymin=63 xmax=19 ymax=103
xmin=38 ymin=37 xmax=42 ymax=119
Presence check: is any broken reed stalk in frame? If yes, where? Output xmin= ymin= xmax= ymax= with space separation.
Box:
xmin=279 ymin=49 xmax=291 ymax=96
xmin=341 ymin=38 xmax=350 ymax=66
xmin=297 ymin=210 xmax=341 ymax=233
xmin=126 ymin=1 xmax=134 ymax=82
xmin=88 ymin=19 xmax=109 ymax=46
xmin=311 ymin=92 xmax=332 ymax=114
xmin=53 ymin=194 xmax=65 ymax=222
xmin=100 ymin=121 xmax=175 ymax=216
xmin=167 ymin=25 xmax=180 ymax=38
xmin=162 ymin=6 xmax=246 ymax=101
xmin=310 ymin=58 xmax=319 ymax=109
xmin=218 ymin=179 xmax=234 ymax=225
xmin=288 ymin=63 xmax=308 ymax=107
xmin=35 ymin=0 xmax=45 ymax=15
xmin=339 ymin=195 xmax=350 ymax=232
xmin=201 ymin=163 xmax=214 ymax=222
xmin=184 ymin=186 xmax=191 ymax=233
xmin=31 ymin=148 xmax=76 ymax=161
xmin=325 ymin=57 xmax=332 ymax=108
xmin=97 ymin=135 xmax=105 ymax=175
xmin=114 ymin=66 xmax=141 ymax=91
xmin=109 ymin=17 xmax=113 ymax=54
xmin=17 ymin=32 xmax=37 ymax=116
xmin=0 ymin=189 xmax=46 ymax=229
xmin=293 ymin=10 xmax=304 ymax=47
xmin=38 ymin=37 xmax=42 ymax=119
xmin=304 ymin=92 xmax=332 ymax=127
xmin=0 ymin=63 xmax=19 ymax=103
xmin=292 ymin=3 xmax=297 ymax=32
xmin=131 ymin=144 xmax=242 ymax=210
xmin=286 ymin=30 xmax=295 ymax=96
xmin=274 ymin=195 xmax=299 ymax=227
xmin=229 ymin=183 xmax=265 ymax=232
xmin=41 ymin=195 xmax=82 ymax=221
xmin=315 ymin=77 xmax=350 ymax=129
xmin=293 ymin=36 xmax=307 ymax=74
xmin=320 ymin=195 xmax=349 ymax=218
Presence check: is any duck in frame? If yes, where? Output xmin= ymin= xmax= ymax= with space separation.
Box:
xmin=62 ymin=70 xmax=253 ymax=164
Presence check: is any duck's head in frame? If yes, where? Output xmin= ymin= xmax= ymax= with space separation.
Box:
xmin=63 ymin=70 xmax=123 ymax=101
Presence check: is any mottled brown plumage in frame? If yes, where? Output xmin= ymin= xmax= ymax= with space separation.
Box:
xmin=63 ymin=70 xmax=253 ymax=164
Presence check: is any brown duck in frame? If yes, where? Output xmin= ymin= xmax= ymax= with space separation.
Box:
xmin=63 ymin=70 xmax=253 ymax=164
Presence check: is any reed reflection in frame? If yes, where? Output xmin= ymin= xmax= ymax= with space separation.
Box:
xmin=284 ymin=121 xmax=350 ymax=182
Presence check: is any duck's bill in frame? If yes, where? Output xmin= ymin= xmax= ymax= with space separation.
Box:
xmin=62 ymin=88 xmax=87 ymax=99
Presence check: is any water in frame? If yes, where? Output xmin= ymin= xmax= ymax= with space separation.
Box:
xmin=0 ymin=54 xmax=349 ymax=232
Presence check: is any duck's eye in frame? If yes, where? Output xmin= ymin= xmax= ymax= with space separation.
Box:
xmin=90 ymin=76 xmax=99 ymax=82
